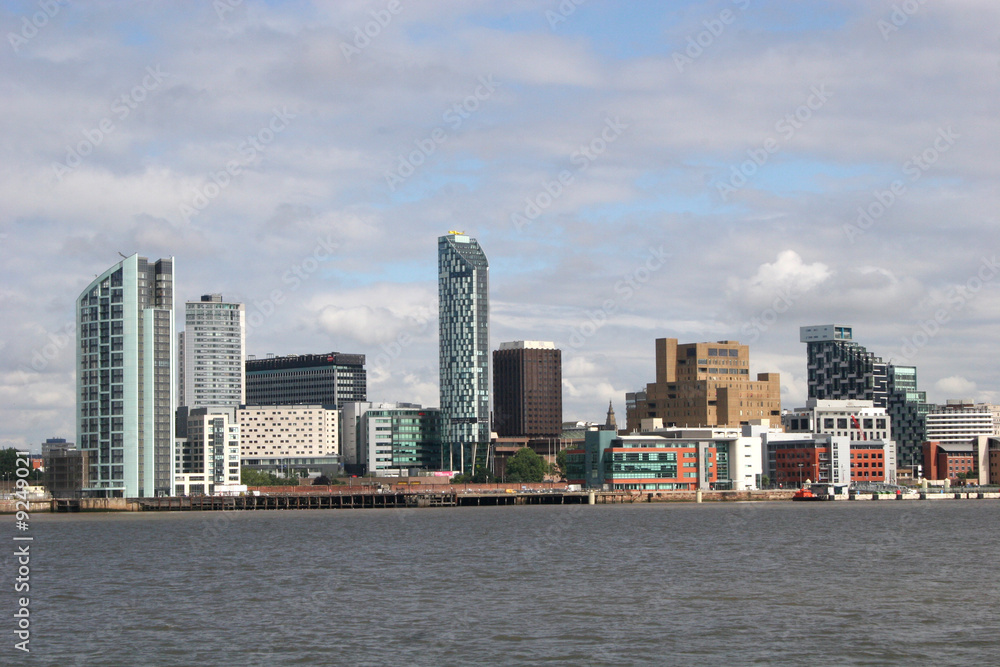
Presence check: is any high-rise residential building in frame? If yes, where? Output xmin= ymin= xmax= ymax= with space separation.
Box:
xmin=625 ymin=338 xmax=781 ymax=432
xmin=76 ymin=254 xmax=176 ymax=498
xmin=438 ymin=232 xmax=490 ymax=473
xmin=493 ymin=341 xmax=562 ymax=438
xmin=179 ymin=294 xmax=245 ymax=410
xmin=245 ymin=352 xmax=366 ymax=407
xmin=800 ymin=325 xmax=888 ymax=407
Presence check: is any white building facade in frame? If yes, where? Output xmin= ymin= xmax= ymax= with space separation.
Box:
xmin=238 ymin=405 xmax=340 ymax=476
xmin=180 ymin=294 xmax=245 ymax=410
xmin=175 ymin=408 xmax=243 ymax=496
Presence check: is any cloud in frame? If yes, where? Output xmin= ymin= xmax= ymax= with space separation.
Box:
xmin=933 ymin=376 xmax=978 ymax=400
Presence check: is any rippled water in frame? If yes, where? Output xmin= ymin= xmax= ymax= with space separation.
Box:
xmin=14 ymin=501 xmax=1000 ymax=665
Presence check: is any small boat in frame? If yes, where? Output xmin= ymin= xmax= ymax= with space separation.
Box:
xmin=792 ymin=487 xmax=817 ymax=501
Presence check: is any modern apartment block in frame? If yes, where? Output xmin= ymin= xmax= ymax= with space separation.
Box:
xmin=174 ymin=408 xmax=242 ymax=496
xmin=237 ymin=405 xmax=340 ymax=476
xmin=180 ymin=294 xmax=245 ymax=410
xmin=43 ymin=440 xmax=89 ymax=498
xmin=493 ymin=341 xmax=562 ymax=438
xmin=245 ymin=352 xmax=366 ymax=407
xmin=341 ymin=402 xmax=442 ymax=475
xmin=800 ymin=325 xmax=888 ymax=407
xmin=76 ymin=254 xmax=175 ymax=498
xmin=766 ymin=435 xmax=896 ymax=485
xmin=438 ymin=232 xmax=490 ymax=473
xmin=625 ymin=338 xmax=781 ymax=432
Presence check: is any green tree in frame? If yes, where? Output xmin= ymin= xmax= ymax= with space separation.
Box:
xmin=241 ymin=468 xmax=297 ymax=486
xmin=554 ymin=449 xmax=568 ymax=479
xmin=505 ymin=447 xmax=547 ymax=483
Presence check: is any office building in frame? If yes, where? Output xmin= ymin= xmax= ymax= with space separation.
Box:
xmin=76 ymin=254 xmax=175 ymax=498
xmin=237 ymin=404 xmax=340 ymax=477
xmin=43 ymin=440 xmax=89 ymax=498
xmin=925 ymin=401 xmax=996 ymax=446
xmin=625 ymin=338 xmax=781 ymax=432
xmin=245 ymin=352 xmax=366 ymax=407
xmin=493 ymin=341 xmax=562 ymax=438
xmin=438 ymin=232 xmax=490 ymax=473
xmin=342 ymin=402 xmax=442 ymax=476
xmin=174 ymin=408 xmax=242 ymax=496
xmin=782 ymin=399 xmax=892 ymax=441
xmin=180 ymin=294 xmax=245 ymax=410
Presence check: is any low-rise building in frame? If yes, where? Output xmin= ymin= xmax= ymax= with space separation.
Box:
xmin=238 ymin=404 xmax=340 ymax=478
xmin=175 ymin=408 xmax=243 ymax=496
xmin=922 ymin=441 xmax=977 ymax=481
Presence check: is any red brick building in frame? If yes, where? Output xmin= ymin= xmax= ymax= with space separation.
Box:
xmin=922 ymin=441 xmax=976 ymax=480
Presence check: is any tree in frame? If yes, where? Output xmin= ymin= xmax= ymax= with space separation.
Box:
xmin=554 ymin=449 xmax=568 ymax=480
xmin=313 ymin=475 xmax=331 ymax=485
xmin=504 ymin=447 xmax=547 ymax=483
xmin=760 ymin=475 xmax=771 ymax=489
xmin=241 ymin=468 xmax=298 ymax=487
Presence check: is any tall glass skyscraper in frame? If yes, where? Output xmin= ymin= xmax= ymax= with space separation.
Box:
xmin=438 ymin=232 xmax=489 ymax=474
xmin=76 ymin=254 xmax=176 ymax=497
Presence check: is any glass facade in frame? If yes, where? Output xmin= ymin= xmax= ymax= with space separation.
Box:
xmin=245 ymin=353 xmax=366 ymax=407
xmin=77 ymin=255 xmax=175 ymax=498
xmin=438 ymin=234 xmax=489 ymax=473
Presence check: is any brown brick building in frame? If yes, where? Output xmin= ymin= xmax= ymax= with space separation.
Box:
xmin=626 ymin=338 xmax=781 ymax=431
xmin=493 ymin=341 xmax=562 ymax=438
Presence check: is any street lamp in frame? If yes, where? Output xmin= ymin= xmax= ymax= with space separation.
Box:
xmin=798 ymin=462 xmax=804 ymax=488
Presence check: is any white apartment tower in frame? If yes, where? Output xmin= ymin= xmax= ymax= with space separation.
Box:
xmin=180 ymin=294 xmax=245 ymax=410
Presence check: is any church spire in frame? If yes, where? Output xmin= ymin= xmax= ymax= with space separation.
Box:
xmin=605 ymin=400 xmax=617 ymax=431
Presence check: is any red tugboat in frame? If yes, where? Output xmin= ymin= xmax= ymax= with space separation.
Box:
xmin=792 ymin=487 xmax=816 ymax=500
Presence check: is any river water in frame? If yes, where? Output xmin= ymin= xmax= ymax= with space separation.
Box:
xmin=11 ymin=501 xmax=1000 ymax=665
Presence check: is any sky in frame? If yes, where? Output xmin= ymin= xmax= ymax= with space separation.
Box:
xmin=2 ymin=0 xmax=999 ymax=452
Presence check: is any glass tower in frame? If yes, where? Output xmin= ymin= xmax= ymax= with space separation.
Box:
xmin=76 ymin=254 xmax=175 ymax=498
xmin=438 ymin=233 xmax=489 ymax=474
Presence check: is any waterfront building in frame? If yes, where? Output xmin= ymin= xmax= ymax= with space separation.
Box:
xmin=766 ymin=435 xmax=895 ymax=485
xmin=174 ymin=408 xmax=242 ymax=496
xmin=886 ymin=364 xmax=931 ymax=471
xmin=800 ymin=324 xmax=888 ymax=407
xmin=493 ymin=341 xmax=562 ymax=438
xmin=43 ymin=441 xmax=89 ymax=498
xmin=438 ymin=232 xmax=490 ymax=473
xmin=922 ymin=441 xmax=977 ymax=481
xmin=245 ymin=352 xmax=366 ymax=408
xmin=180 ymin=294 xmax=245 ymax=410
xmin=782 ymin=399 xmax=892 ymax=441
xmin=924 ymin=401 xmax=995 ymax=446
xmin=625 ymin=338 xmax=781 ymax=432
xmin=76 ymin=254 xmax=175 ymax=498
xmin=341 ymin=402 xmax=442 ymax=475
xmin=568 ymin=432 xmax=721 ymax=491
xmin=237 ymin=404 xmax=340 ymax=477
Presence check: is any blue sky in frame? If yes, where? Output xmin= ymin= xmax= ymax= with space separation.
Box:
xmin=1 ymin=0 xmax=999 ymax=451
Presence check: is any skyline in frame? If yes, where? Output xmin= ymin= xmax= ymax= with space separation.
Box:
xmin=2 ymin=1 xmax=999 ymax=451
